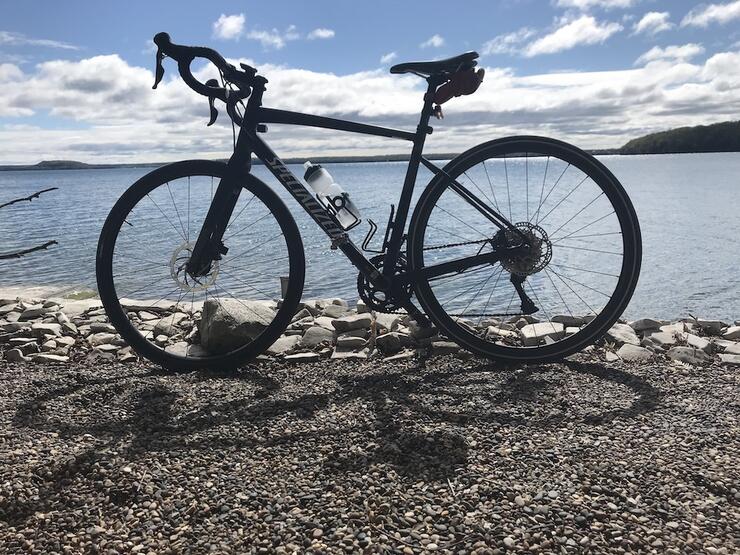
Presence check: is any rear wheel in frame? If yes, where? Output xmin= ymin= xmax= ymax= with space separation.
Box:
xmin=409 ymin=136 xmax=641 ymax=362
xmin=96 ymin=160 xmax=305 ymax=370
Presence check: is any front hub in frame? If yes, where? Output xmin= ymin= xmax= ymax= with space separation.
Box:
xmin=170 ymin=241 xmax=219 ymax=291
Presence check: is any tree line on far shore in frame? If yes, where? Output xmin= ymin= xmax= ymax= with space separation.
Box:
xmin=620 ymin=120 xmax=740 ymax=155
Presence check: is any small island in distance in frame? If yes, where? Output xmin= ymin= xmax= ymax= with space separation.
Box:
xmin=1 ymin=120 xmax=738 ymax=171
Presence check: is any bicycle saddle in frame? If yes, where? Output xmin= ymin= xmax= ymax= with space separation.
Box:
xmin=390 ymin=51 xmax=479 ymax=76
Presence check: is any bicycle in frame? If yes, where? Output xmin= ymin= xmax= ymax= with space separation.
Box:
xmin=96 ymin=32 xmax=642 ymax=369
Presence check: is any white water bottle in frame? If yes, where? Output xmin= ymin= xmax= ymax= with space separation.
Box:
xmin=303 ymin=161 xmax=361 ymax=230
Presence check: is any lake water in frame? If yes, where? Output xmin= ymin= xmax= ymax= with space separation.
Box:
xmin=0 ymin=152 xmax=738 ymax=320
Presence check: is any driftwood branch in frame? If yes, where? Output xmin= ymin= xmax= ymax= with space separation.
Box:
xmin=0 ymin=187 xmax=59 ymax=210
xmin=0 ymin=240 xmax=58 ymax=260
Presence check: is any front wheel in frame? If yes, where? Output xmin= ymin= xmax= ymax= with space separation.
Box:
xmin=96 ymin=160 xmax=305 ymax=370
xmin=408 ymin=136 xmax=641 ymax=362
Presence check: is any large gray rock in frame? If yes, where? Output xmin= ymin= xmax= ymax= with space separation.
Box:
xmin=519 ymin=322 xmax=564 ymax=346
xmin=199 ymin=298 xmax=276 ymax=353
xmin=604 ymin=323 xmax=640 ymax=346
xmin=617 ymin=343 xmax=653 ymax=362
xmin=722 ymin=326 xmax=740 ymax=341
xmin=722 ymin=342 xmax=740 ymax=355
xmin=5 ymin=348 xmax=27 ymax=362
xmin=643 ymin=330 xmax=682 ymax=349
xmin=667 ymin=346 xmax=711 ymax=365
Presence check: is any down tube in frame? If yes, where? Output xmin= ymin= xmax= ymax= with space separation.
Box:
xmin=250 ymin=135 xmax=385 ymax=284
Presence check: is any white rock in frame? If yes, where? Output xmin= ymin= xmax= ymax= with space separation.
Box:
xmin=604 ymin=323 xmax=640 ymax=346
xmin=335 ymin=335 xmax=366 ymax=350
xmin=331 ymin=313 xmax=373 ymax=333
xmin=331 ymin=348 xmax=371 ymax=359
xmin=88 ymin=332 xmax=118 ymax=346
xmin=519 ymin=322 xmax=564 ymax=346
xmin=719 ymin=354 xmax=740 ymax=367
xmin=432 ymin=341 xmax=460 ymax=355
xmin=722 ymin=326 xmax=740 ymax=340
xmin=313 ymin=316 xmax=335 ymax=330
xmin=285 ymin=352 xmax=320 ymax=363
xmin=643 ymin=330 xmax=683 ymax=348
xmin=322 ymin=304 xmax=351 ymax=318
xmin=722 ymin=342 xmax=740 ymax=355
xmin=685 ymin=333 xmax=712 ymax=353
xmin=551 ymin=315 xmax=584 ymax=326
xmin=31 ymin=323 xmax=62 ymax=337
xmin=32 ymin=353 xmax=69 ymax=363
xmin=375 ymin=312 xmax=402 ymax=332
xmin=267 ymin=334 xmax=302 ymax=355
xmin=301 ymin=326 xmax=334 ymax=348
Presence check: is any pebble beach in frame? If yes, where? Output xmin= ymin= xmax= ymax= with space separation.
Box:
xmin=1 ymin=288 xmax=739 ymax=553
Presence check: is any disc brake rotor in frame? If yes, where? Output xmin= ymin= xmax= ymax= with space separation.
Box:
xmin=170 ymin=241 xmax=219 ymax=291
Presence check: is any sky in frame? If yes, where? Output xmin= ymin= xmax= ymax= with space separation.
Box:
xmin=1 ymin=0 xmax=739 ymax=164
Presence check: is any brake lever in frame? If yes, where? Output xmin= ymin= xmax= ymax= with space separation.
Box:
xmin=205 ymin=78 xmax=219 ymax=126
xmin=153 ymin=49 xmax=165 ymax=89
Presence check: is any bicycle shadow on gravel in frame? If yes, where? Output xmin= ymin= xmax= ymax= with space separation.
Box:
xmin=6 ymin=358 xmax=662 ymax=488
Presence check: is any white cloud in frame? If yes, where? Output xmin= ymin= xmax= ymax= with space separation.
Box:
xmin=681 ymin=0 xmax=740 ymax=27
xmin=0 ymin=30 xmax=78 ymax=50
xmin=482 ymin=27 xmax=537 ymax=55
xmin=246 ymin=26 xmax=302 ymax=50
xmin=555 ymin=0 xmax=636 ymax=10
xmin=4 ymin=47 xmax=740 ymax=163
xmin=524 ymin=16 xmax=622 ymax=56
xmin=632 ymin=12 xmax=673 ymax=35
xmin=420 ymin=34 xmax=444 ymax=48
xmin=212 ymin=14 xmax=246 ymax=40
xmin=380 ymin=52 xmax=397 ymax=64
xmin=307 ymin=28 xmax=335 ymax=40
xmin=635 ymin=43 xmax=705 ymax=65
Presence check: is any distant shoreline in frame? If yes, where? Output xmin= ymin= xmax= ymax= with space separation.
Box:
xmin=4 ymin=148 xmax=736 ymax=172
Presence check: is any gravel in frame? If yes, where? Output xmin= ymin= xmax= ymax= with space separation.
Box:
xmin=1 ymin=354 xmax=738 ymax=553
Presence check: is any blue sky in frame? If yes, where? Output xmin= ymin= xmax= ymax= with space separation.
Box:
xmin=1 ymin=0 xmax=739 ymax=163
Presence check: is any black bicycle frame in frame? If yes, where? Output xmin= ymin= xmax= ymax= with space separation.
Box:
xmin=187 ymin=75 xmax=525 ymax=290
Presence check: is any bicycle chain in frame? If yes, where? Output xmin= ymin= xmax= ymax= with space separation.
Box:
xmin=422 ymin=238 xmax=491 ymax=251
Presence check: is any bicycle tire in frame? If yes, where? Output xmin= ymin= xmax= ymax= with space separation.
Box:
xmin=96 ymin=160 xmax=305 ymax=370
xmin=408 ymin=136 xmax=642 ymax=362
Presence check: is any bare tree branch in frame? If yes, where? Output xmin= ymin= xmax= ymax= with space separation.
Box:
xmin=0 ymin=240 xmax=58 ymax=260
xmin=0 ymin=187 xmax=59 ymax=210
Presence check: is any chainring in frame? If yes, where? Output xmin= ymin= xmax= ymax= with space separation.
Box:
xmin=357 ymin=254 xmax=413 ymax=313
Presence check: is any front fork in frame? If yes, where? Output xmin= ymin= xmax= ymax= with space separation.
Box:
xmin=186 ymin=159 xmax=248 ymax=277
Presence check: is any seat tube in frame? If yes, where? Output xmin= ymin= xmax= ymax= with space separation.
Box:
xmin=383 ymin=78 xmax=439 ymax=275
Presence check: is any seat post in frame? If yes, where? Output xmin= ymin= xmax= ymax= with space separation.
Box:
xmin=383 ymin=76 xmax=442 ymax=277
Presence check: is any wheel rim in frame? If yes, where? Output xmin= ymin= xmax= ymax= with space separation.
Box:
xmin=411 ymin=138 xmax=641 ymax=358
xmin=99 ymin=165 xmax=300 ymax=365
